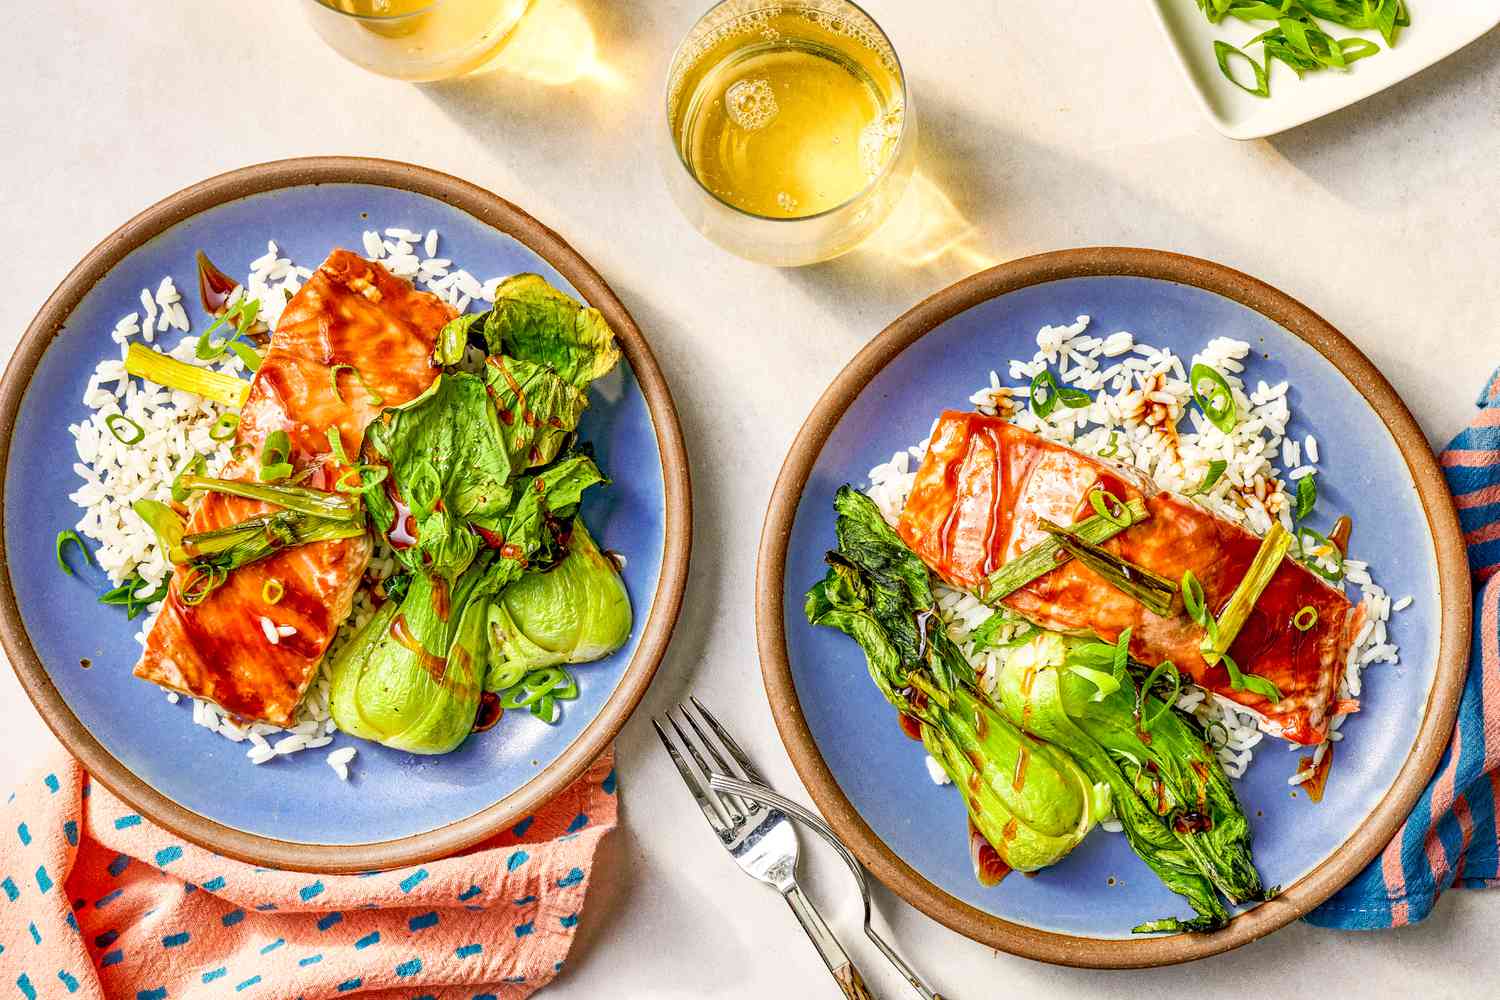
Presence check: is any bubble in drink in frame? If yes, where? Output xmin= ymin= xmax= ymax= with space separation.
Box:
xmin=725 ymin=78 xmax=778 ymax=131
xmin=777 ymin=191 xmax=800 ymax=213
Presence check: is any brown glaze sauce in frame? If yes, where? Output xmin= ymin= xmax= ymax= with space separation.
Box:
xmin=388 ymin=613 xmax=448 ymax=680
xmin=1328 ymin=515 xmax=1353 ymax=556
xmin=968 ymin=818 xmax=1011 ymax=887
xmin=472 ymin=691 xmax=503 ymax=732
xmin=196 ymin=250 xmax=238 ymax=314
xmin=1012 ymin=745 xmax=1030 ymax=793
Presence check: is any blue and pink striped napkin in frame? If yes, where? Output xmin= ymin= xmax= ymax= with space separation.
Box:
xmin=1308 ymin=369 xmax=1500 ymax=929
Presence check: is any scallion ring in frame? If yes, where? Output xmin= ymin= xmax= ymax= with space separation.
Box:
xmin=171 ymin=453 xmax=207 ymax=503
xmin=209 ymin=413 xmax=239 ymax=441
xmin=1098 ymin=431 xmax=1119 ymax=458
xmin=179 ymin=564 xmax=228 ymax=606
xmin=328 ymin=363 xmax=382 ymax=406
xmin=1181 ymin=569 xmax=1209 ymax=626
xmin=262 ymin=578 xmax=285 ymax=605
xmin=105 ymin=413 xmax=145 ymax=445
xmin=55 ymin=530 xmax=94 ymax=576
xmin=1088 ymin=488 xmax=1132 ymax=528
xmin=1139 ymin=659 xmax=1182 ymax=731
xmin=529 ymin=694 xmax=558 ymax=722
xmin=258 ymin=429 xmax=292 ymax=483
xmin=1189 ymin=362 xmax=1238 ymax=434
xmin=1030 ymin=370 xmax=1057 ymax=418
xmin=1293 ymin=605 xmax=1318 ymax=631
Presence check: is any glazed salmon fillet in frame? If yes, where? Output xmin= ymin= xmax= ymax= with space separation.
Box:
xmin=897 ymin=411 xmax=1364 ymax=745
xmin=135 ymin=250 xmax=453 ymax=725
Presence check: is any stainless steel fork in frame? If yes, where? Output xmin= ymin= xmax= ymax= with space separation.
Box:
xmin=655 ymin=697 xmax=877 ymax=999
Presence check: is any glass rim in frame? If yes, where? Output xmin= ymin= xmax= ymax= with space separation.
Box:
xmin=662 ymin=0 xmax=913 ymax=226
xmin=309 ymin=0 xmax=445 ymax=21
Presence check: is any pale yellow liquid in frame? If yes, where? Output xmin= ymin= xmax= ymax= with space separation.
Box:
xmin=670 ymin=8 xmax=904 ymax=219
xmin=311 ymin=0 xmax=531 ymax=81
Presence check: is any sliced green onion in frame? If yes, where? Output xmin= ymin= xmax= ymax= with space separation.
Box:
xmin=195 ymin=297 xmax=260 ymax=362
xmin=99 ymin=573 xmax=168 ymax=620
xmin=105 ymin=413 xmax=144 ymax=445
xmin=1058 ymin=385 xmax=1092 ymax=409
xmin=1039 ymin=519 xmax=1178 ymax=617
xmin=325 ymin=426 xmax=350 ymax=465
xmin=1202 ymin=521 xmax=1291 ymax=667
xmin=262 ymin=578 xmax=285 ymax=605
xmin=328 ymin=364 xmax=353 ymax=405
xmin=171 ymin=453 xmax=208 ymax=503
xmin=1067 ymin=663 xmax=1122 ymax=702
xmin=132 ymin=500 xmax=188 ymax=563
xmin=554 ymin=670 xmax=580 ymax=701
xmin=1293 ymin=605 xmax=1318 ymax=631
xmin=1030 ymin=370 xmax=1058 ymax=418
xmin=328 ymin=363 xmax=382 ymax=406
xmin=55 ymin=530 xmax=93 ymax=576
xmin=227 ymin=341 xmax=262 ymax=373
xmin=1189 ymin=362 xmax=1238 ymax=434
xmin=1181 ymin=569 xmax=1209 ymax=623
xmin=980 ymin=497 xmax=1150 ymax=603
xmin=209 ymin=413 xmax=239 ymax=441
xmin=530 ymin=694 xmax=558 ymax=722
xmin=1139 ymin=659 xmax=1182 ymax=731
xmin=175 ymin=474 xmax=359 ymax=520
xmin=1296 ymin=525 xmax=1345 ymax=581
xmin=1220 ymin=650 xmax=1282 ymax=703
xmin=1098 ymin=431 xmax=1119 ymax=458
xmin=258 ymin=430 xmax=292 ymax=483
xmin=1214 ymin=40 xmax=1269 ymax=98
xmin=125 ymin=343 xmax=249 ymax=408
xmin=179 ymin=563 xmax=228 ymax=605
xmin=1189 ymin=459 xmax=1228 ymax=496
xmin=1089 ymin=488 xmax=1131 ymax=527
xmin=1294 ymin=473 xmax=1317 ymax=520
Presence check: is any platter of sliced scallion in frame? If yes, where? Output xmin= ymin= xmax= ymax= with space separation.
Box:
xmin=1150 ymin=1 xmax=1500 ymax=140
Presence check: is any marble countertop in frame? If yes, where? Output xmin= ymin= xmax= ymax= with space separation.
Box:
xmin=2 ymin=2 xmax=1497 ymax=996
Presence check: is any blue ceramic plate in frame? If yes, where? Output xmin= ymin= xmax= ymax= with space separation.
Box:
xmin=758 ymin=249 xmax=1468 ymax=966
xmin=0 ymin=159 xmax=690 ymax=871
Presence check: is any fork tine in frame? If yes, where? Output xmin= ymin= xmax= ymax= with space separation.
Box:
xmin=679 ymin=702 xmax=758 ymax=819
xmin=690 ymin=695 xmax=768 ymax=784
xmin=667 ymin=712 xmax=745 ymax=824
xmin=653 ymin=718 xmax=730 ymax=835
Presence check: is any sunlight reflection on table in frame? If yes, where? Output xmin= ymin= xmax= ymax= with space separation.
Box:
xmin=476 ymin=0 xmax=622 ymax=89
xmin=859 ymin=171 xmax=999 ymax=274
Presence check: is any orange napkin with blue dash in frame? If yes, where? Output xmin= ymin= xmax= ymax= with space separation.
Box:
xmin=1307 ymin=369 xmax=1500 ymax=929
xmin=0 ymin=747 xmax=615 ymax=998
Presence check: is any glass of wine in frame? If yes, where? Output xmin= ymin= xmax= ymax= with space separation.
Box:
xmin=302 ymin=0 xmax=532 ymax=82
xmin=662 ymin=0 xmax=917 ymax=267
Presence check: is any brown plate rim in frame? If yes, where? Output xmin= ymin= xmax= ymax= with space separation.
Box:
xmin=755 ymin=246 xmax=1470 ymax=968
xmin=0 ymin=156 xmax=693 ymax=873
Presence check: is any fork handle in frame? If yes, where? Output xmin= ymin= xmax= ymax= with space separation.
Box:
xmin=783 ymin=884 xmax=878 ymax=999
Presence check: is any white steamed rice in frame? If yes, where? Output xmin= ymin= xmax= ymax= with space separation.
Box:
xmin=68 ymin=227 xmax=507 ymax=780
xmin=861 ymin=316 xmax=1405 ymax=791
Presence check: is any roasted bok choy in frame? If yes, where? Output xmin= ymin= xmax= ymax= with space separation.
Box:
xmin=807 ymin=486 xmax=1270 ymax=933
xmin=328 ymin=275 xmax=630 ymax=754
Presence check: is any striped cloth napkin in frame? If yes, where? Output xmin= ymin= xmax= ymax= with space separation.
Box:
xmin=0 ymin=748 xmax=616 ymax=999
xmin=1307 ymin=368 xmax=1500 ymax=929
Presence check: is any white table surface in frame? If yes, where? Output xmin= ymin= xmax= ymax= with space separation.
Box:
xmin=3 ymin=2 xmax=1498 ymax=997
